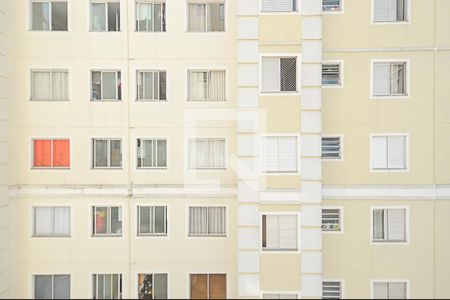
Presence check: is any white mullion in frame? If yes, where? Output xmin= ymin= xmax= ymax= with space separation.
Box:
xmin=155 ymin=71 xmax=160 ymax=100
xmin=49 ymin=2 xmax=53 ymax=32
xmin=105 ymin=3 xmax=109 ymax=31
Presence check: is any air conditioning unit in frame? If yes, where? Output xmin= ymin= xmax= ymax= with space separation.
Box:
xmin=322 ymin=223 xmax=340 ymax=231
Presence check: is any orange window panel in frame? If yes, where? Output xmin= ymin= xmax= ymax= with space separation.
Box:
xmin=190 ymin=274 xmax=208 ymax=299
xmin=53 ymin=139 xmax=70 ymax=167
xmin=34 ymin=140 xmax=52 ymax=167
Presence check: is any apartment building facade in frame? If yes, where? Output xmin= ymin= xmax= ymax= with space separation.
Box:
xmin=1 ymin=0 xmax=450 ymax=298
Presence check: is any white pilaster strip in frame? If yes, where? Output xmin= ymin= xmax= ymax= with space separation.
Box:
xmin=301 ymin=1 xmax=323 ymax=298
xmin=237 ymin=0 xmax=260 ymax=297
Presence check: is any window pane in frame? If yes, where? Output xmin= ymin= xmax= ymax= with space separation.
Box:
xmin=188 ymin=4 xmax=206 ymax=32
xmin=111 ymin=207 xmax=122 ymax=234
xmin=110 ymin=140 xmax=122 ymax=167
xmin=207 ymin=3 xmax=225 ymax=32
xmin=189 ymin=207 xmax=208 ymax=235
xmin=53 ymin=207 xmax=71 ymax=236
xmin=34 ymin=207 xmax=53 ymax=236
xmin=94 ymin=140 xmax=108 ymax=167
xmin=190 ymin=274 xmax=208 ymax=299
xmin=92 ymin=3 xmax=106 ymax=31
xmin=32 ymin=71 xmax=52 ymax=100
xmin=108 ymin=2 xmax=120 ymax=31
xmin=52 ymin=71 xmax=69 ymax=100
xmin=209 ymin=274 xmax=227 ymax=299
xmin=373 ymin=209 xmax=385 ymax=240
xmin=138 ymin=274 xmax=153 ymax=299
xmin=154 ymin=4 xmax=162 ymax=32
xmin=280 ymin=57 xmax=297 ymax=92
xmin=34 ymin=275 xmax=52 ymax=299
xmin=154 ymin=274 xmax=168 ymax=299
xmin=113 ymin=274 xmax=121 ymax=299
xmin=97 ymin=274 xmax=104 ymax=299
xmin=92 ymin=71 xmax=102 ymax=100
xmin=157 ymin=140 xmax=167 ymax=167
xmin=189 ymin=71 xmax=208 ymax=100
xmin=95 ymin=207 xmax=108 ymax=234
xmin=139 ymin=206 xmax=151 ymax=234
xmin=52 ymin=139 xmax=70 ymax=168
xmin=144 ymin=72 xmax=154 ymax=100
xmin=208 ymin=207 xmax=225 ymax=235
xmin=51 ymin=2 xmax=68 ymax=31
xmin=154 ymin=206 xmax=166 ymax=234
xmin=141 ymin=140 xmax=153 ymax=167
xmin=34 ymin=139 xmax=52 ymax=167
xmin=54 ymin=275 xmax=70 ymax=299
xmin=104 ymin=274 xmax=112 ymax=299
xmin=32 ymin=2 xmax=50 ymax=30
xmin=208 ymin=70 xmax=226 ymax=101
xmin=137 ymin=3 xmax=152 ymax=31
xmin=159 ymin=72 xmax=167 ymax=100
xmin=102 ymin=72 xmax=117 ymax=100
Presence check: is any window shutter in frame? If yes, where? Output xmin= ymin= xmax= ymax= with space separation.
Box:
xmin=373 ymin=282 xmax=389 ymax=299
xmin=388 ymin=282 xmax=406 ymax=299
xmin=266 ymin=215 xmax=279 ymax=249
xmin=322 ymin=209 xmax=341 ymax=231
xmin=262 ymin=0 xmax=294 ymax=11
xmin=261 ymin=0 xmax=276 ymax=11
xmin=388 ymin=136 xmax=406 ymax=169
xmin=374 ymin=0 xmax=397 ymax=22
xmin=34 ymin=207 xmax=53 ymax=236
xmin=278 ymin=137 xmax=297 ymax=172
xmin=373 ymin=63 xmax=390 ymax=96
xmin=53 ymin=207 xmax=70 ymax=236
xmin=322 ymin=281 xmax=342 ymax=299
xmin=278 ymin=215 xmax=297 ymax=249
xmin=372 ymin=136 xmax=388 ymax=169
xmin=262 ymin=137 xmax=279 ymax=172
xmin=322 ymin=137 xmax=341 ymax=159
xmin=262 ymin=58 xmax=280 ymax=93
xmin=387 ymin=209 xmax=406 ymax=241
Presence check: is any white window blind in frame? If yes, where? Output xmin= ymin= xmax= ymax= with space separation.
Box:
xmin=262 ymin=136 xmax=297 ymax=173
xmin=137 ymin=139 xmax=167 ymax=168
xmin=34 ymin=275 xmax=70 ymax=299
xmin=138 ymin=206 xmax=167 ymax=235
xmin=32 ymin=70 xmax=69 ymax=101
xmin=321 ymin=209 xmax=341 ymax=232
xmin=188 ymin=138 xmax=226 ymax=169
xmin=322 ymin=281 xmax=342 ymax=299
xmin=188 ymin=70 xmax=226 ymax=101
xmin=262 ymin=57 xmax=297 ymax=93
xmin=189 ymin=206 xmax=226 ymax=236
xmin=136 ymin=2 xmax=166 ymax=32
xmin=373 ymin=208 xmax=407 ymax=242
xmin=373 ymin=62 xmax=406 ymax=96
xmin=262 ymin=215 xmax=297 ymax=251
xmin=261 ymin=0 xmax=296 ymax=12
xmin=322 ymin=137 xmax=341 ymax=159
xmin=374 ymin=0 xmax=407 ymax=22
xmin=373 ymin=282 xmax=407 ymax=299
xmin=93 ymin=274 xmax=122 ymax=299
xmin=137 ymin=71 xmax=167 ymax=101
xmin=322 ymin=63 xmax=341 ymax=86
xmin=262 ymin=294 xmax=297 ymax=299
xmin=371 ymin=135 xmax=406 ymax=170
xmin=34 ymin=207 xmax=71 ymax=237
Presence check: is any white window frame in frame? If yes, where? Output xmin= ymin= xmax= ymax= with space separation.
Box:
xmin=32 ymin=274 xmax=72 ymax=299
xmin=135 ymin=0 xmax=167 ymax=32
xmin=370 ymin=206 xmax=410 ymax=245
xmin=370 ymin=59 xmax=410 ymax=99
xmin=370 ymin=279 xmax=410 ymax=299
xmin=322 ymin=0 xmax=344 ymax=14
xmin=186 ymin=1 xmax=227 ymax=33
xmin=30 ymin=69 xmax=70 ymax=101
xmin=32 ymin=206 xmax=71 ymax=237
xmin=90 ymin=70 xmax=122 ymax=101
xmin=31 ymin=137 xmax=71 ymax=169
xmin=137 ymin=205 xmax=168 ymax=236
xmin=92 ymin=138 xmax=123 ymax=169
xmin=260 ymin=53 xmax=301 ymax=96
xmin=260 ymin=291 xmax=301 ymax=299
xmin=322 ymin=134 xmax=344 ymax=162
xmin=91 ymin=273 xmax=123 ymax=299
xmin=260 ymin=134 xmax=300 ymax=175
xmin=322 ymin=60 xmax=344 ymax=88
xmin=321 ymin=206 xmax=344 ymax=234
xmin=187 ymin=69 xmax=227 ymax=101
xmin=260 ymin=0 xmax=300 ymax=14
xmin=260 ymin=211 xmax=300 ymax=253
xmin=322 ymin=279 xmax=345 ymax=299
xmin=187 ymin=273 xmax=228 ymax=299
xmin=90 ymin=0 xmax=121 ymax=32
xmin=186 ymin=205 xmax=228 ymax=237
xmin=29 ymin=0 xmax=69 ymax=31
xmin=370 ymin=133 xmax=409 ymax=172
xmin=92 ymin=206 xmax=123 ymax=237
xmin=186 ymin=137 xmax=227 ymax=170
xmin=136 ymin=70 xmax=167 ymax=101
xmin=136 ymin=138 xmax=168 ymax=169
xmin=371 ymin=0 xmax=410 ymax=25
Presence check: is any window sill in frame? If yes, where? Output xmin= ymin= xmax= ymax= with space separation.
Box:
xmin=187 ymin=168 xmax=227 ymax=171
xmin=32 ymin=235 xmax=71 ymax=238
xmin=91 ymin=99 xmax=123 ymax=102
xmin=28 ymin=30 xmax=70 ymax=33
xmin=261 ymin=248 xmax=299 ymax=253
xmin=260 ymin=92 xmax=299 ymax=97
xmin=136 ymin=99 xmax=168 ymax=103
xmin=322 ymin=84 xmax=344 ymax=89
xmin=261 ymin=171 xmax=299 ymax=176
xmin=370 ymin=168 xmax=409 ymax=173
xmin=370 ymin=95 xmax=409 ymax=100
xmin=92 ymin=167 xmax=124 ymax=170
xmin=136 ymin=167 xmax=168 ymax=170
xmin=371 ymin=240 xmax=408 ymax=245
xmin=188 ymin=234 xmax=227 ymax=238
xmin=187 ymin=99 xmax=227 ymax=103
xmin=92 ymin=234 xmax=123 ymax=238
xmin=371 ymin=21 xmax=410 ymax=25
xmin=322 ymin=9 xmax=344 ymax=15
xmin=32 ymin=167 xmax=71 ymax=170
xmin=260 ymin=11 xmax=300 ymax=15
xmin=30 ymin=99 xmax=70 ymax=102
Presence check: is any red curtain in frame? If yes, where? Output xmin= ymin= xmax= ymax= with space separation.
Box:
xmin=53 ymin=139 xmax=70 ymax=167
xmin=34 ymin=140 xmax=52 ymax=167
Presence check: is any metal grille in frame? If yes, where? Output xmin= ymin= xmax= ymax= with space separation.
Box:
xmin=322 ymin=0 xmax=342 ymax=11
xmin=322 ymin=209 xmax=341 ymax=231
xmin=280 ymin=57 xmax=297 ymax=92
xmin=323 ymin=281 xmax=342 ymax=299
xmin=322 ymin=63 xmax=341 ymax=85
xmin=322 ymin=137 xmax=341 ymax=159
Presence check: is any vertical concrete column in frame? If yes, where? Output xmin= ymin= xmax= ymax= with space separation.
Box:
xmin=236 ymin=0 xmax=261 ymax=297
xmin=0 ymin=0 xmax=8 ymax=297
xmin=300 ymin=1 xmax=323 ymax=298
